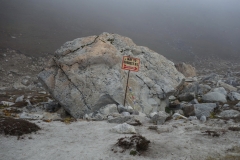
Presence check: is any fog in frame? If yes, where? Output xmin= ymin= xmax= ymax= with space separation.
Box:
xmin=0 ymin=0 xmax=240 ymax=61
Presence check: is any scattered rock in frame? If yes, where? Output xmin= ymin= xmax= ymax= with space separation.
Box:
xmin=188 ymin=116 xmax=198 ymax=121
xmin=172 ymin=113 xmax=188 ymax=120
xmin=117 ymin=105 xmax=133 ymax=114
xmin=190 ymin=99 xmax=199 ymax=104
xmin=182 ymin=105 xmax=195 ymax=117
xmin=223 ymin=104 xmax=230 ymax=108
xmin=178 ymin=92 xmax=195 ymax=101
xmin=175 ymin=62 xmax=196 ymax=77
xmin=121 ymin=112 xmax=131 ymax=116
xmin=219 ymin=110 xmax=240 ymax=118
xmin=42 ymin=112 xmax=61 ymax=121
xmin=1 ymin=101 xmax=15 ymax=106
xmin=15 ymin=95 xmax=24 ymax=103
xmin=99 ymin=104 xmax=118 ymax=115
xmin=227 ymin=92 xmax=240 ymax=101
xmin=151 ymin=111 xmax=169 ymax=125
xmin=43 ymin=101 xmax=61 ymax=112
xmin=194 ymin=103 xmax=216 ymax=119
xmin=111 ymin=123 xmax=136 ymax=134
xmin=218 ymin=81 xmax=237 ymax=92
xmin=19 ymin=112 xmax=43 ymax=120
xmin=235 ymin=102 xmax=240 ymax=107
xmin=21 ymin=78 xmax=30 ymax=86
xmin=200 ymin=115 xmax=207 ymax=123
xmin=93 ymin=113 xmax=105 ymax=121
xmin=108 ymin=116 xmax=132 ymax=124
xmin=169 ymin=95 xmax=176 ymax=101
xmin=212 ymin=87 xmax=227 ymax=96
xmin=202 ymin=92 xmax=227 ymax=103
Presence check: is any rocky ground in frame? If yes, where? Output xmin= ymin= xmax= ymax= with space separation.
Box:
xmin=0 ymin=48 xmax=240 ymax=160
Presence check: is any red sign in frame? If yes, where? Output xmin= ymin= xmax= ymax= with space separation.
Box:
xmin=121 ymin=56 xmax=140 ymax=72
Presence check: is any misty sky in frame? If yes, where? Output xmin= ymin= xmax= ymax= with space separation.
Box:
xmin=0 ymin=0 xmax=240 ymax=61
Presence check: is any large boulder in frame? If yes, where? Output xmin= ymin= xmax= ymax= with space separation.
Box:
xmin=38 ymin=33 xmax=184 ymax=118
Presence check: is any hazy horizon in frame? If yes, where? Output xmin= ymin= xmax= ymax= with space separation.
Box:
xmin=0 ymin=0 xmax=240 ymax=62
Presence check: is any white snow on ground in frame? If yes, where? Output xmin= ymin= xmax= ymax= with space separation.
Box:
xmin=0 ymin=120 xmax=239 ymax=160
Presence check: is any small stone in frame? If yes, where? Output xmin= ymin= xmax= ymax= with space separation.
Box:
xmin=223 ymin=104 xmax=229 ymax=108
xmin=15 ymin=95 xmax=24 ymax=103
xmin=219 ymin=110 xmax=240 ymax=118
xmin=21 ymin=79 xmax=30 ymax=86
xmin=149 ymin=112 xmax=158 ymax=118
xmin=194 ymin=103 xmax=216 ymax=119
xmin=212 ymin=87 xmax=227 ymax=96
xmin=202 ymin=92 xmax=227 ymax=103
xmin=1 ymin=101 xmax=15 ymax=106
xmin=178 ymin=92 xmax=195 ymax=102
xmin=110 ymin=123 xmax=136 ymax=134
xmin=38 ymin=91 xmax=47 ymax=94
xmin=182 ymin=105 xmax=195 ymax=117
xmin=188 ymin=116 xmax=197 ymax=121
xmin=121 ymin=112 xmax=130 ymax=116
xmin=42 ymin=112 xmax=61 ymax=121
xmin=172 ymin=113 xmax=188 ymax=120
xmin=227 ymin=92 xmax=240 ymax=101
xmin=107 ymin=115 xmax=113 ymax=120
xmin=99 ymin=104 xmax=118 ymax=115
xmin=43 ymin=101 xmax=61 ymax=112
xmin=20 ymin=112 xmax=43 ymax=120
xmin=108 ymin=116 xmax=132 ymax=124
xmin=151 ymin=111 xmax=169 ymax=125
xmin=189 ymin=99 xmax=199 ymax=104
xmin=200 ymin=115 xmax=207 ymax=123
xmin=94 ymin=113 xmax=105 ymax=121
xmin=235 ymin=102 xmax=240 ymax=107
xmin=169 ymin=95 xmax=176 ymax=101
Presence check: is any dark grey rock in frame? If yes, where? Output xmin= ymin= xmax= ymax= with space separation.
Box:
xmin=182 ymin=104 xmax=195 ymax=117
xmin=44 ymin=101 xmax=61 ymax=112
xmin=188 ymin=116 xmax=197 ymax=121
xmin=235 ymin=102 xmax=240 ymax=107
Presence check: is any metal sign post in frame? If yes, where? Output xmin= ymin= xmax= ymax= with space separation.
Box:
xmin=121 ymin=56 xmax=140 ymax=106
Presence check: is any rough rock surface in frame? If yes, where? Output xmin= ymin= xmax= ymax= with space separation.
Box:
xmin=227 ymin=92 xmax=240 ymax=101
xmin=110 ymin=123 xmax=136 ymax=134
xmin=175 ymin=62 xmax=196 ymax=77
xmin=194 ymin=103 xmax=216 ymax=119
xmin=38 ymin=33 xmax=184 ymax=118
xmin=219 ymin=110 xmax=240 ymax=118
xmin=202 ymin=92 xmax=227 ymax=103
